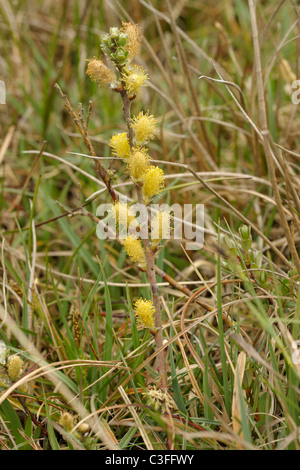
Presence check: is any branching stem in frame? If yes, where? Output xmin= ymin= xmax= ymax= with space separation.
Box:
xmin=117 ymin=67 xmax=169 ymax=392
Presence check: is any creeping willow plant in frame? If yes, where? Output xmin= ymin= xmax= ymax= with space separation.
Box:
xmin=61 ymin=24 xmax=172 ymax=399
xmin=0 ymin=341 xmax=25 ymax=391
xmin=92 ymin=24 xmax=170 ymax=393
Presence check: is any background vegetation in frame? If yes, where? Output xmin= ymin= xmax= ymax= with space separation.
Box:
xmin=0 ymin=0 xmax=299 ymax=450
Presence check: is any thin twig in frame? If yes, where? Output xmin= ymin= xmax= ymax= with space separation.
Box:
xmin=116 ymin=65 xmax=169 ymax=392
xmin=54 ymin=83 xmax=118 ymax=203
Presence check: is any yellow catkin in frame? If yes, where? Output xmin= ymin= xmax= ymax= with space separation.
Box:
xmin=109 ymin=133 xmax=131 ymax=160
xmin=72 ymin=307 xmax=81 ymax=348
xmin=112 ymin=202 xmax=138 ymax=229
xmin=121 ymin=22 xmax=142 ymax=61
xmin=127 ymin=147 xmax=149 ymax=182
xmin=131 ymin=112 xmax=157 ymax=144
xmin=7 ymin=356 xmax=23 ymax=381
xmin=123 ymin=65 xmax=148 ymax=95
xmin=9 ymin=280 xmax=23 ymax=298
xmin=86 ymin=58 xmax=116 ymax=86
xmin=143 ymin=387 xmax=177 ymax=413
xmin=59 ymin=412 xmax=75 ymax=432
xmin=142 ymin=166 xmax=165 ymax=204
xmin=123 ymin=236 xmax=146 ymax=265
xmin=151 ymin=210 xmax=171 ymax=246
xmin=78 ymin=423 xmax=90 ymax=434
xmin=134 ymin=298 xmax=156 ymax=330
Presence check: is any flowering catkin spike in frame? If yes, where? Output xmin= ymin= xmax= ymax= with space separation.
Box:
xmin=59 ymin=412 xmax=75 ymax=432
xmin=151 ymin=209 xmax=171 ymax=246
xmin=109 ymin=133 xmax=131 ymax=160
xmin=86 ymin=58 xmax=116 ymax=87
xmin=127 ymin=147 xmax=150 ymax=183
xmin=143 ymin=386 xmax=177 ymax=413
xmin=123 ymin=236 xmax=146 ymax=266
xmin=112 ymin=202 xmax=138 ymax=229
xmin=72 ymin=307 xmax=81 ymax=348
xmin=121 ymin=22 xmax=142 ymax=62
xmin=134 ymin=298 xmax=156 ymax=330
xmin=78 ymin=423 xmax=90 ymax=434
xmin=131 ymin=111 xmax=157 ymax=145
xmin=123 ymin=65 xmax=148 ymax=95
xmin=142 ymin=166 xmax=165 ymax=204
xmin=7 ymin=355 xmax=23 ymax=381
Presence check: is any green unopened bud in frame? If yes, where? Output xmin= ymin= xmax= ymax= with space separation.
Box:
xmin=109 ymin=27 xmax=120 ymax=39
xmin=112 ymin=48 xmax=129 ymax=65
xmin=239 ymin=224 xmax=251 ymax=241
xmin=107 ymin=169 xmax=118 ymax=183
xmin=100 ymin=28 xmax=130 ymax=65
xmin=240 ymin=225 xmax=250 ymax=240
xmin=239 ymin=225 xmax=252 ymax=251
xmin=117 ymin=33 xmax=128 ymax=47
xmin=101 ymin=34 xmax=113 ymax=48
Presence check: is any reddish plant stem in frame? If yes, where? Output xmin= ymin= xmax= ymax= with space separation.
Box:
xmin=117 ymin=69 xmax=169 ymax=392
xmin=136 ymin=186 xmax=168 ymax=391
